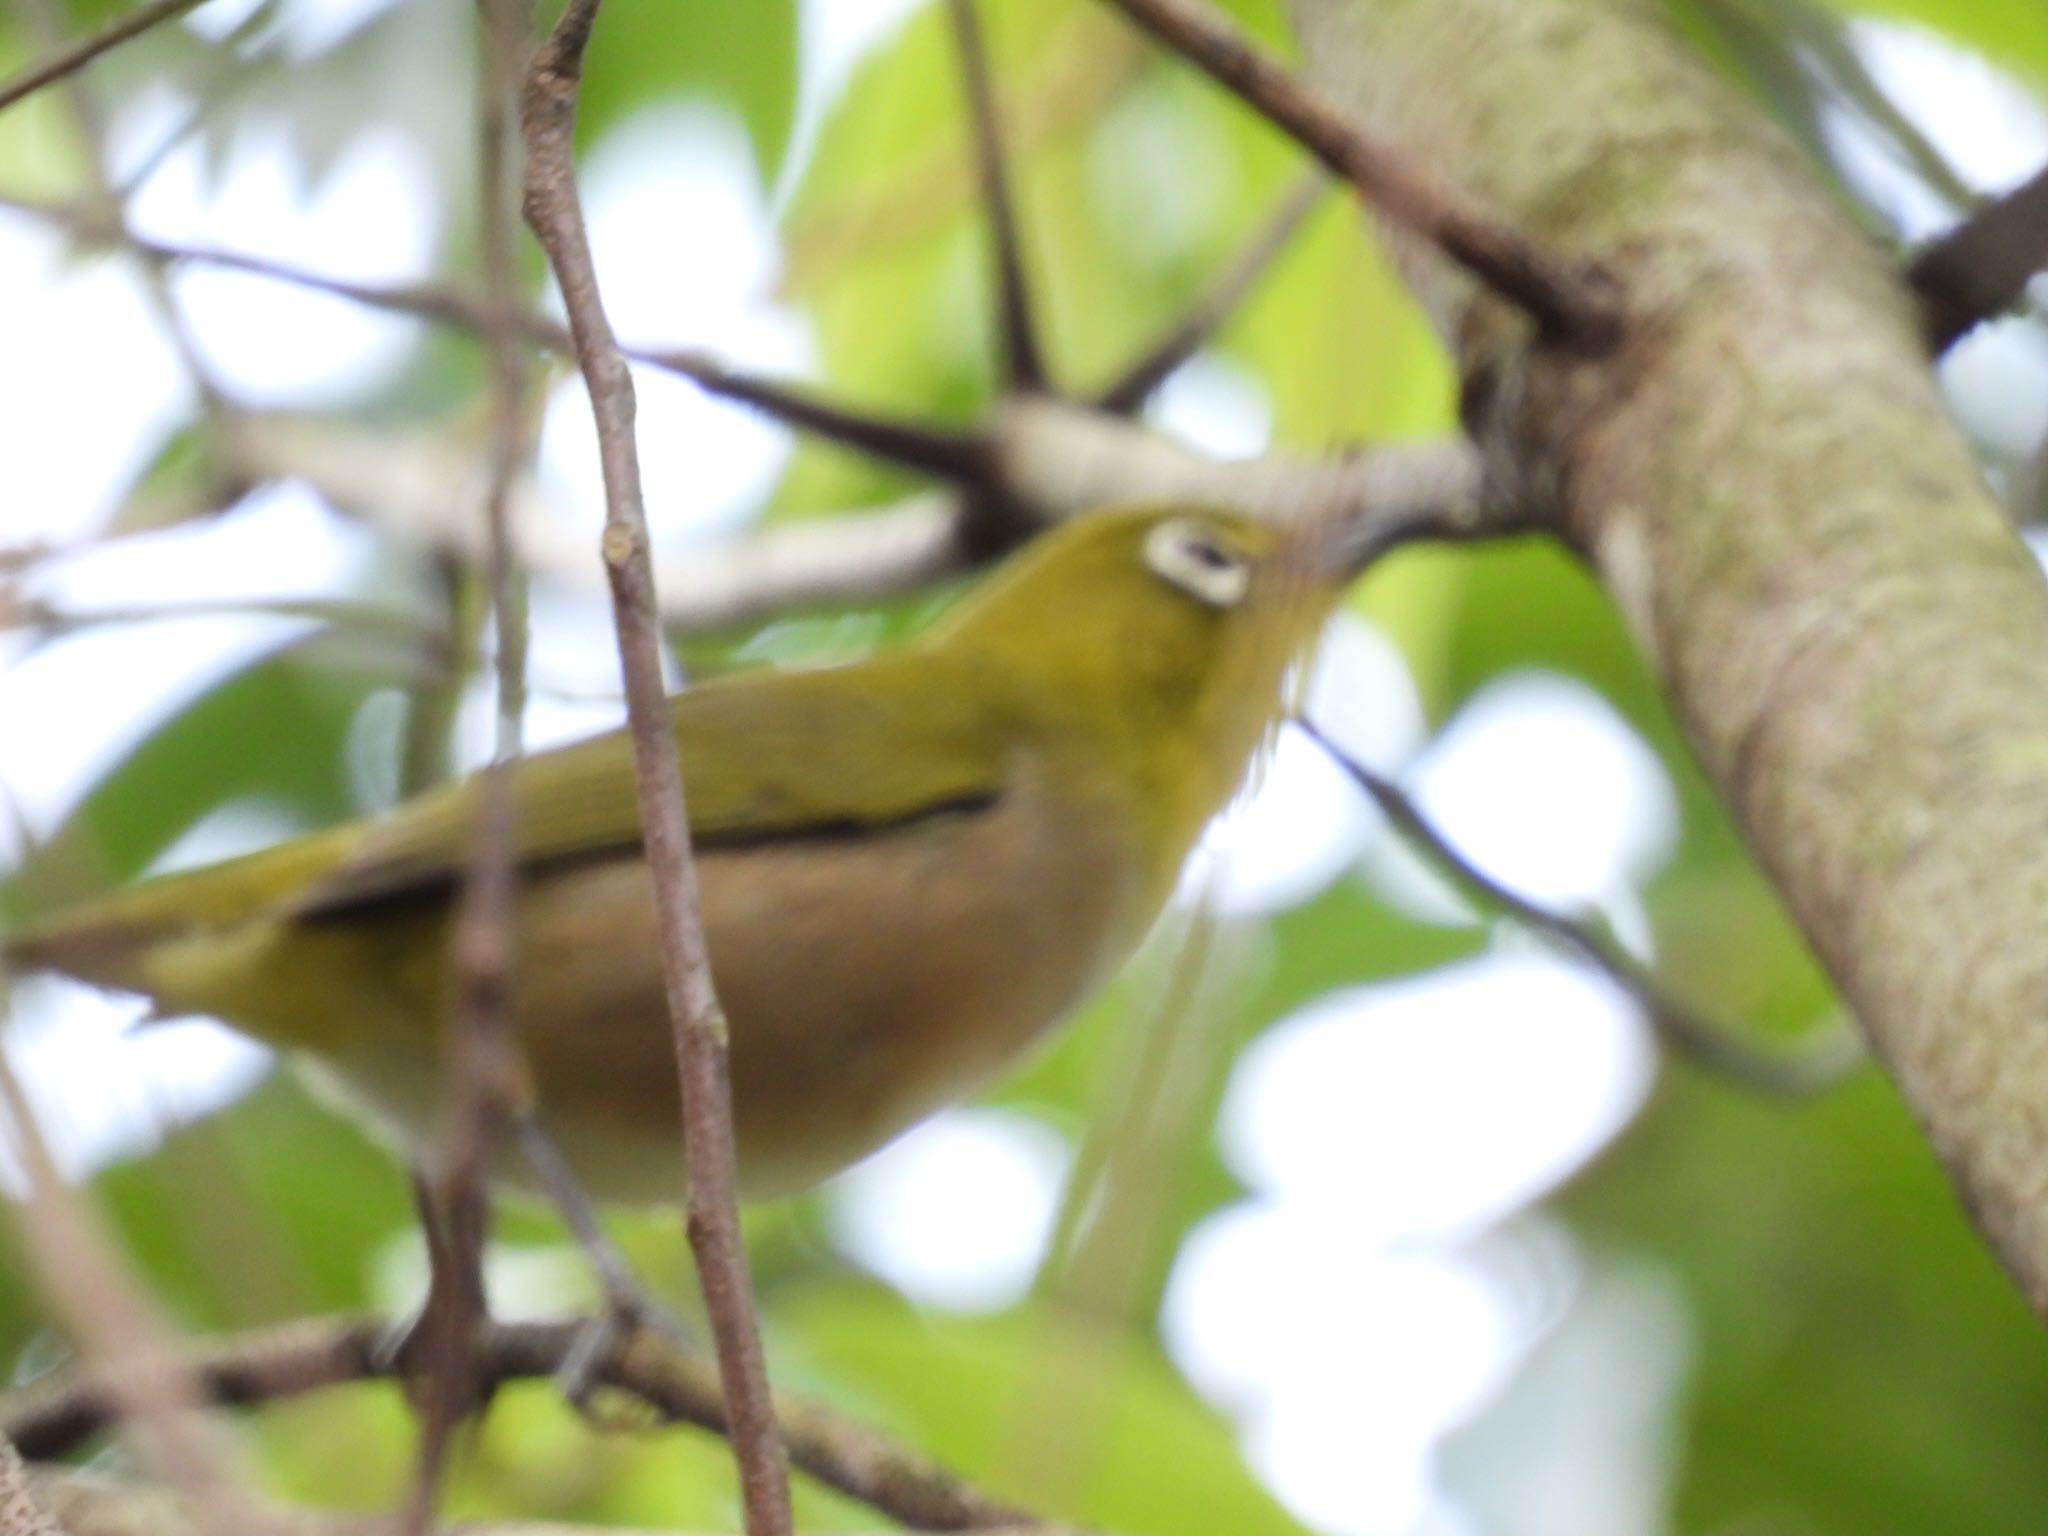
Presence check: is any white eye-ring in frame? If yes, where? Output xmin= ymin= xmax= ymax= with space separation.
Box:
xmin=1144 ymin=517 xmax=1252 ymax=607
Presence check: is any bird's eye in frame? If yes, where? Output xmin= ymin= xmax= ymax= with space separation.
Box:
xmin=1144 ymin=517 xmax=1251 ymax=607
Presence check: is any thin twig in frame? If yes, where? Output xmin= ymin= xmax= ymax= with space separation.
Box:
xmin=0 ymin=1037 xmax=269 ymax=1536
xmin=1091 ymin=0 xmax=1622 ymax=346
xmin=781 ymin=8 xmax=1143 ymax=298
xmin=0 ymin=198 xmax=1501 ymax=620
xmin=1772 ymin=0 xmax=1975 ymax=209
xmin=1911 ymin=161 xmax=2048 ymax=353
xmin=947 ymin=0 xmax=1046 ymax=392
xmin=1296 ymin=717 xmax=1865 ymax=1098
xmin=27 ymin=1470 xmax=1065 ymax=1536
xmin=0 ymin=0 xmax=204 ymax=115
xmin=1095 ymin=171 xmax=1327 ymax=414
xmin=0 ymin=196 xmax=990 ymax=491
xmin=0 ymin=593 xmax=446 ymax=646
xmin=629 ymin=343 xmax=991 ymax=484
xmin=515 ymin=6 xmax=793 ymax=1535
xmin=0 ymin=195 xmax=502 ymax=326
xmin=11 ymin=0 xmax=237 ymax=435
xmin=113 ymin=85 xmax=210 ymax=199
xmin=2 ymin=1315 xmax=1055 ymax=1533
xmin=399 ymin=2 xmax=538 ymax=1527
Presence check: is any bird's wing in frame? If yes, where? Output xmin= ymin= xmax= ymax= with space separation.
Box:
xmin=294 ymin=654 xmax=1010 ymax=920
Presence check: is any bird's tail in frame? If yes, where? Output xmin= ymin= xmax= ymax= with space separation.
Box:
xmin=2 ymin=825 xmax=353 ymax=1002
xmin=2 ymin=887 xmax=187 ymax=997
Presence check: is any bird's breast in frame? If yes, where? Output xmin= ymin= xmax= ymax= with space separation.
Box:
xmin=331 ymin=760 xmax=1154 ymax=1202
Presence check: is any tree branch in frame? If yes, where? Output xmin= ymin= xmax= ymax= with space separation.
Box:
xmin=1 ymin=1316 xmax=1056 ymax=1533
xmin=400 ymin=3 xmax=537 ymax=1526
xmin=947 ymin=0 xmax=1047 ymax=392
xmin=1094 ymin=171 xmax=1326 ymax=414
xmin=0 ymin=196 xmax=988 ymax=491
xmin=0 ymin=197 xmax=1501 ymax=628
xmin=1298 ymin=718 xmax=1864 ymax=1097
xmin=11 ymin=0 xmax=238 ymax=438
xmin=1291 ymin=0 xmax=2048 ymax=1319
xmin=0 ymin=1046 xmax=267 ymax=1536
xmin=1092 ymin=0 xmax=1623 ymax=346
xmin=27 ymin=1470 xmax=1066 ymax=1536
xmin=1911 ymin=161 xmax=2048 ymax=353
xmin=0 ymin=0 xmax=203 ymax=115
xmin=515 ymin=6 xmax=793 ymax=1534
xmin=990 ymin=394 xmax=1491 ymax=535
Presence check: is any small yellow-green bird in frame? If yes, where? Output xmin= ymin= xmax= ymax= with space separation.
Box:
xmin=4 ymin=505 xmax=1358 ymax=1202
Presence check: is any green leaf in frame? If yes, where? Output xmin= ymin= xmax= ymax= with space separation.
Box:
xmin=1539 ymin=1067 xmax=2048 ymax=1533
xmin=91 ymin=1074 xmax=414 ymax=1330
xmin=1810 ymin=0 xmax=2048 ymax=91
xmin=575 ymin=0 xmax=799 ymax=181
xmin=777 ymin=1283 xmax=1313 ymax=1535
xmin=1223 ymin=195 xmax=1457 ymax=449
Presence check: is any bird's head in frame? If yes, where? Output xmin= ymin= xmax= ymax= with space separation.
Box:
xmin=932 ymin=503 xmax=1370 ymax=845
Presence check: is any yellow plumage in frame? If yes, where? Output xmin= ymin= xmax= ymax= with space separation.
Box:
xmin=4 ymin=505 xmax=1348 ymax=1200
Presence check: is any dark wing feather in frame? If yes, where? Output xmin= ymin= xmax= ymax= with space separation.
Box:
xmin=294 ymin=652 xmax=1010 ymax=920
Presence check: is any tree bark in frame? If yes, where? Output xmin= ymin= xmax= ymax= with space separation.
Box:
xmin=1292 ymin=0 xmax=2048 ymax=1312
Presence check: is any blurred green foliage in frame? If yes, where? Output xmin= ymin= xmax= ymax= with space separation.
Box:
xmin=1817 ymin=0 xmax=2048 ymax=84
xmin=3 ymin=1 xmax=2048 ymax=1533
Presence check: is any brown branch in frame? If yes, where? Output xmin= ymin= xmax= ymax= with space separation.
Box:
xmin=515 ymin=6 xmax=794 ymax=1535
xmin=0 ymin=199 xmax=1503 ymax=623
xmin=1094 ymin=171 xmax=1327 ymax=414
xmin=400 ymin=4 xmax=538 ymax=1527
xmin=0 ymin=195 xmax=501 ymax=329
xmin=0 ymin=592 xmax=447 ymax=647
xmin=0 ymin=196 xmax=989 ymax=491
xmin=1296 ymin=718 xmax=1866 ymax=1098
xmin=947 ymin=0 xmax=1047 ymax=391
xmin=1772 ymin=0 xmax=1975 ymax=209
xmin=29 ymin=1470 xmax=1066 ymax=1536
xmin=0 ymin=0 xmax=203 ymax=115
xmin=780 ymin=10 xmax=1143 ymax=298
xmin=0 ymin=1043 xmax=268 ymax=1536
xmin=2 ymin=1316 xmax=1055 ymax=1533
xmin=11 ymin=0 xmax=237 ymax=438
xmin=1091 ymin=0 xmax=1622 ymax=347
xmin=1912 ymin=162 xmax=2048 ymax=354
xmin=628 ymin=343 xmax=992 ymax=485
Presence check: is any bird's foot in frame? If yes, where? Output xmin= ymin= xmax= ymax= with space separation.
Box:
xmin=378 ymin=1165 xmax=500 ymax=1424
xmin=511 ymin=1113 xmax=694 ymax=1420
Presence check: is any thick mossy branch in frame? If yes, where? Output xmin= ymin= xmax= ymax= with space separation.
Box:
xmin=1291 ymin=0 xmax=2048 ymax=1315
